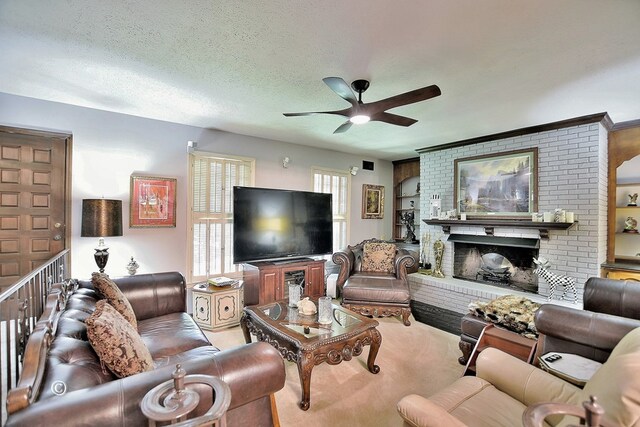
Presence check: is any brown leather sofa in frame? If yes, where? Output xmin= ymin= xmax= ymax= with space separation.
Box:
xmin=398 ymin=325 xmax=640 ymax=426
xmin=333 ymin=238 xmax=415 ymax=326
xmin=459 ymin=277 xmax=640 ymax=365
xmin=534 ymin=277 xmax=640 ymax=363
xmin=5 ymin=272 xmax=286 ymax=427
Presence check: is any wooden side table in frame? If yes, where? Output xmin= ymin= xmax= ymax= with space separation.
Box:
xmin=463 ymin=324 xmax=537 ymax=376
xmin=192 ymin=281 xmax=244 ymax=331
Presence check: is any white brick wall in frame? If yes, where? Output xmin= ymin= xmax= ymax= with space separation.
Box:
xmin=409 ymin=274 xmax=579 ymax=314
xmin=417 ymin=121 xmax=608 ymax=312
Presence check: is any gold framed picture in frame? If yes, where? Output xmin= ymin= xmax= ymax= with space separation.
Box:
xmin=454 ymin=148 xmax=537 ymax=217
xmin=362 ymin=184 xmax=384 ymax=219
xmin=130 ymin=175 xmax=177 ymax=228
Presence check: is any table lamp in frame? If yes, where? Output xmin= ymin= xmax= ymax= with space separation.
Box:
xmin=81 ymin=199 xmax=123 ymax=273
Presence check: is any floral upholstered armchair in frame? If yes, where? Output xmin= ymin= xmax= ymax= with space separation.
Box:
xmin=332 ymin=238 xmax=415 ymax=326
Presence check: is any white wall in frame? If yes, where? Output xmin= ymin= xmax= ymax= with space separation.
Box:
xmin=0 ymin=93 xmax=393 ymax=280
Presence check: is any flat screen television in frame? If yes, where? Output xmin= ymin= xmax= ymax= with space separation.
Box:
xmin=233 ymin=186 xmax=333 ymax=263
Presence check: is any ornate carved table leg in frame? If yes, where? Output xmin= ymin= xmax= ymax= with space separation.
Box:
xmin=296 ymin=351 xmax=314 ymax=410
xmin=458 ymin=340 xmax=473 ymax=365
xmin=401 ymin=307 xmax=411 ymax=326
xmin=367 ymin=328 xmax=382 ymax=374
xmin=240 ymin=313 xmax=252 ymax=344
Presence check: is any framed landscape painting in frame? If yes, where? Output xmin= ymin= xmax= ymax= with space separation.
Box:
xmin=362 ymin=184 xmax=384 ymax=219
xmin=130 ymin=175 xmax=177 ymax=227
xmin=454 ymin=148 xmax=537 ymax=217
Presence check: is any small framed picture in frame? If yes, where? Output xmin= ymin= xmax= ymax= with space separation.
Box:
xmin=130 ymin=175 xmax=177 ymax=228
xmin=362 ymin=184 xmax=384 ymax=219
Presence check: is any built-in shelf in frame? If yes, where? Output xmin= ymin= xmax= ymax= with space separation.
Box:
xmin=422 ymin=219 xmax=577 ymax=240
xmin=393 ymin=158 xmax=420 ymax=241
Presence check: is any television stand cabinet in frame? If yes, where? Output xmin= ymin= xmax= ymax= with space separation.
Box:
xmin=242 ymin=258 xmax=326 ymax=305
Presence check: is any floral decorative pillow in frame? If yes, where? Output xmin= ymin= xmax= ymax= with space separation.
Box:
xmin=86 ymin=300 xmax=153 ymax=378
xmin=361 ymin=242 xmax=396 ymax=273
xmin=91 ymin=272 xmax=137 ymax=329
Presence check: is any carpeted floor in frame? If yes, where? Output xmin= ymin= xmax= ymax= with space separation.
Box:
xmin=205 ymin=312 xmax=464 ymax=426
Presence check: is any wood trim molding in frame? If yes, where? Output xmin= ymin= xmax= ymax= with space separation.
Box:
xmin=611 ymin=119 xmax=640 ymax=131
xmin=0 ymin=124 xmax=72 ymax=139
xmin=416 ymin=112 xmax=610 ymax=154
xmin=423 ymin=219 xmax=576 ymax=240
xmin=607 ymin=126 xmax=640 ymax=264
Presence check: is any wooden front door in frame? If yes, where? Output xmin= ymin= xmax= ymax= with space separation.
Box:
xmin=0 ymin=126 xmax=71 ymax=289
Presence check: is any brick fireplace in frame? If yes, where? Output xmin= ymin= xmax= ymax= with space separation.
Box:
xmin=409 ymin=115 xmax=609 ymax=329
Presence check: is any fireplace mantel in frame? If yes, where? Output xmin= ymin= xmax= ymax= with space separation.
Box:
xmin=422 ymin=219 xmax=577 ymax=239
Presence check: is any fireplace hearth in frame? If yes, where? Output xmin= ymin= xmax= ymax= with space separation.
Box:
xmin=448 ymin=234 xmax=539 ymax=293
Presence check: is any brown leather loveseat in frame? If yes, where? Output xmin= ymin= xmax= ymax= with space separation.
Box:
xmin=534 ymin=276 xmax=640 ymax=363
xmin=459 ymin=277 xmax=640 ymax=365
xmin=333 ymin=238 xmax=415 ymax=325
xmin=5 ymin=272 xmax=285 ymax=427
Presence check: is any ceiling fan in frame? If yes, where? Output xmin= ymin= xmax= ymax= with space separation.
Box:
xmin=283 ymin=77 xmax=441 ymax=134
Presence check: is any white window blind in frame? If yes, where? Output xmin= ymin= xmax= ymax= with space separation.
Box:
xmin=313 ymin=168 xmax=350 ymax=251
xmin=189 ymin=154 xmax=254 ymax=283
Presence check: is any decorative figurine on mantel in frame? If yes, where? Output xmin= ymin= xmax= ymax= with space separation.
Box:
xmin=624 ymin=216 xmax=639 ymax=234
xmin=628 ymin=193 xmax=638 ymax=207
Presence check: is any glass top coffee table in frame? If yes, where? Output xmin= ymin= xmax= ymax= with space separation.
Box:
xmin=240 ymin=299 xmax=381 ymax=410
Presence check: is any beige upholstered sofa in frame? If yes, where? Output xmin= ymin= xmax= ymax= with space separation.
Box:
xmin=397 ymin=327 xmax=640 ymax=427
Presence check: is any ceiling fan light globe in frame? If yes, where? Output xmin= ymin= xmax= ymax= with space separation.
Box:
xmin=350 ymin=115 xmax=370 ymax=125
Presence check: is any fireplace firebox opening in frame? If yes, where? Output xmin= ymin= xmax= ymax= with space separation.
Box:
xmin=450 ymin=236 xmax=539 ymax=293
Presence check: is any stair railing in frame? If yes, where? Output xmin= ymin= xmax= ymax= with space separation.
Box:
xmin=0 ymin=249 xmax=70 ymax=424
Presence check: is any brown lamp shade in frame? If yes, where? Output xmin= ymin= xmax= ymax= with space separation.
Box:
xmin=81 ymin=199 xmax=123 ymax=237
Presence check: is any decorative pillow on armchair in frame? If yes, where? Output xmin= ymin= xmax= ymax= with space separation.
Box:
xmin=91 ymin=272 xmax=138 ymax=329
xmin=86 ymin=300 xmax=153 ymax=378
xmin=362 ymin=242 xmax=396 ymax=273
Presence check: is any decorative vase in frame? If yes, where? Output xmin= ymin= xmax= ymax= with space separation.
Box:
xmin=288 ymin=282 xmax=302 ymax=307
xmin=126 ymin=257 xmax=139 ymax=275
xmin=432 ymin=239 xmax=445 ymax=278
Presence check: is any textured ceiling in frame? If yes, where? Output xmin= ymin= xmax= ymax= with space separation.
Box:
xmin=1 ymin=1 xmax=640 ymax=160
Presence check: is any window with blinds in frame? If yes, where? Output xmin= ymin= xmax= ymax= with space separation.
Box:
xmin=189 ymin=153 xmax=254 ymax=283
xmin=313 ymin=168 xmax=350 ymax=252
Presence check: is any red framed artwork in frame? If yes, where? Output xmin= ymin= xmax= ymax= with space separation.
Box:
xmin=130 ymin=175 xmax=177 ymax=228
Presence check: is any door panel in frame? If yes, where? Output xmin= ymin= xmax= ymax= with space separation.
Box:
xmin=0 ymin=128 xmax=70 ymax=289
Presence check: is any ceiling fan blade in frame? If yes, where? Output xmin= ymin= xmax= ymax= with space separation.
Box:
xmin=283 ymin=112 xmax=318 ymax=117
xmin=323 ymin=77 xmax=358 ymax=107
xmin=283 ymin=107 xmax=352 ymax=118
xmin=370 ymin=112 xmax=418 ymax=127
xmin=333 ymin=120 xmax=353 ymax=134
xmin=366 ymin=84 xmax=441 ymax=115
